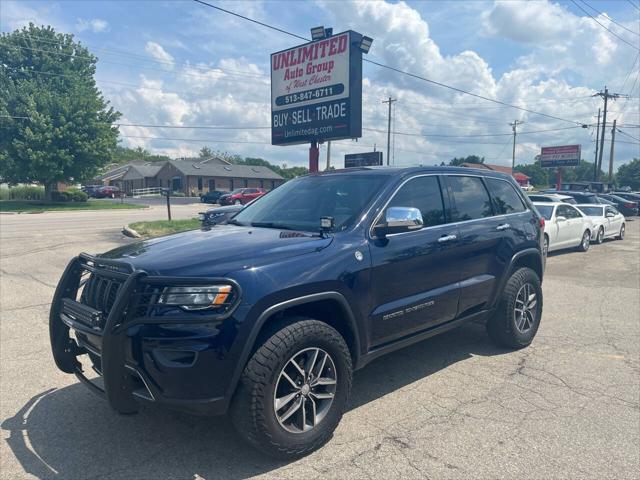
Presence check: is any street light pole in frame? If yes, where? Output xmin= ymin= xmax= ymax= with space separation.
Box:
xmin=509 ymin=120 xmax=524 ymax=172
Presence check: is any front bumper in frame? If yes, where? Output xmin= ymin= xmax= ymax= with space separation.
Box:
xmin=49 ymin=254 xmax=243 ymax=415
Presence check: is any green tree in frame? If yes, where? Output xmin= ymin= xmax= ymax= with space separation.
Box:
xmin=199 ymin=146 xmax=214 ymax=159
xmin=111 ymin=146 xmax=171 ymax=165
xmin=449 ymin=155 xmax=485 ymax=166
xmin=616 ymin=158 xmax=640 ymax=190
xmin=0 ymin=24 xmax=120 ymax=200
xmin=515 ymin=164 xmax=549 ymax=187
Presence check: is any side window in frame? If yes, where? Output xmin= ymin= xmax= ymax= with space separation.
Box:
xmin=447 ymin=176 xmax=493 ymax=221
xmin=386 ymin=176 xmax=445 ymax=227
xmin=565 ymin=206 xmax=580 ymax=218
xmin=485 ymin=178 xmax=526 ymax=214
xmin=556 ymin=205 xmax=570 ymax=218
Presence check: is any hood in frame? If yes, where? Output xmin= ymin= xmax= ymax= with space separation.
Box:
xmin=100 ymin=225 xmax=333 ymax=276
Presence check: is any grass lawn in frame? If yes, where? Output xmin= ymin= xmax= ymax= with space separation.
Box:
xmin=128 ymin=218 xmax=200 ymax=238
xmin=0 ymin=200 xmax=146 ymax=213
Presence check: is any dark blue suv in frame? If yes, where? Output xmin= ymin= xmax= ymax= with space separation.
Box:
xmin=50 ymin=166 xmax=545 ymax=458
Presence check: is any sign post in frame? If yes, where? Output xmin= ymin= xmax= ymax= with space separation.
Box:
xmin=270 ymin=30 xmax=369 ymax=172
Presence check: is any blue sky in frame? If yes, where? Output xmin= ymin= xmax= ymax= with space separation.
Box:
xmin=2 ymin=0 xmax=639 ymax=169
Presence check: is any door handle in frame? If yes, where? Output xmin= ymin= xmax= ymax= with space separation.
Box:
xmin=438 ymin=234 xmax=458 ymax=243
xmin=496 ymin=223 xmax=511 ymax=231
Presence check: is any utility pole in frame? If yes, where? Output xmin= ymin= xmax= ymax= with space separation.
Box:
xmin=509 ymin=120 xmax=524 ymax=172
xmin=326 ymin=140 xmax=331 ymax=171
xmin=383 ymin=97 xmax=397 ymax=166
xmin=593 ymin=87 xmax=627 ymax=181
xmin=593 ymin=108 xmax=601 ymax=181
xmin=608 ymin=119 xmax=617 ymax=182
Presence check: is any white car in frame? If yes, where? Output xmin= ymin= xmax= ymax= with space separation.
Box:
xmin=528 ymin=193 xmax=577 ymax=204
xmin=533 ymin=202 xmax=593 ymax=254
xmin=576 ymin=204 xmax=626 ymax=244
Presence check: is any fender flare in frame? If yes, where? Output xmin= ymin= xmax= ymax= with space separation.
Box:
xmin=224 ymin=291 xmax=361 ymax=406
xmin=489 ymin=248 xmax=544 ymax=309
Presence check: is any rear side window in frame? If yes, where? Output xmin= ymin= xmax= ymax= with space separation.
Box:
xmin=387 ymin=176 xmax=445 ymax=227
xmin=447 ymin=176 xmax=493 ymax=221
xmin=485 ymin=178 xmax=526 ymax=214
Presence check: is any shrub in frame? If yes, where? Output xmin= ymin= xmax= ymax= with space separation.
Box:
xmin=0 ymin=186 xmax=46 ymax=200
xmin=51 ymin=188 xmax=88 ymax=202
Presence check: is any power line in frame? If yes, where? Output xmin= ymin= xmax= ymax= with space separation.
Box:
xmin=569 ymin=0 xmax=640 ymax=51
xmin=9 ymin=32 xmax=270 ymax=79
xmin=628 ymin=0 xmax=640 ymax=12
xmin=617 ymin=128 xmax=640 ymax=142
xmin=362 ymin=125 xmax=583 ymax=138
xmin=116 ymin=123 xmax=270 ymax=130
xmin=0 ymin=42 xmax=270 ymax=81
xmin=191 ymin=0 xmax=590 ymax=126
xmin=579 ymin=0 xmax=640 ymax=37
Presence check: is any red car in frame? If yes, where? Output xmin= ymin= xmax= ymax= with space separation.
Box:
xmin=94 ymin=186 xmax=121 ymax=198
xmin=219 ymin=188 xmax=266 ymax=205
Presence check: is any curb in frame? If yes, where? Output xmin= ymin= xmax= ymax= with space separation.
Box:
xmin=122 ymin=225 xmax=142 ymax=238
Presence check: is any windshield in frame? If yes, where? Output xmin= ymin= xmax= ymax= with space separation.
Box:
xmin=535 ymin=205 xmax=554 ymax=220
xmin=232 ymin=174 xmax=389 ymax=232
xmin=577 ymin=206 xmax=603 ymax=217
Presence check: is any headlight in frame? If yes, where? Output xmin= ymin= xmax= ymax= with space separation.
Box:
xmin=158 ymin=285 xmax=232 ymax=311
xmin=198 ymin=213 xmax=206 ymax=221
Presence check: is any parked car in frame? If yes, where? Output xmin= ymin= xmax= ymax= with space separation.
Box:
xmin=94 ymin=185 xmax=121 ymax=198
xmin=576 ymin=204 xmax=625 ymax=243
xmin=533 ymin=202 xmax=592 ymax=254
xmin=198 ymin=204 xmax=243 ymax=227
xmin=50 ymin=166 xmax=545 ymax=459
xmin=528 ymin=193 xmax=577 ymax=204
xmin=219 ymin=187 xmax=267 ymax=205
xmin=612 ymin=192 xmax=640 ymax=202
xmin=200 ymin=190 xmax=224 ymax=204
xmin=545 ymin=190 xmax=604 ymax=205
xmin=82 ymin=185 xmax=104 ymax=197
xmin=597 ymin=193 xmax=639 ymax=217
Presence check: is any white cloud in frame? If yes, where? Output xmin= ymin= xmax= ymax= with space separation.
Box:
xmin=0 ymin=1 xmax=66 ymax=31
xmin=144 ymin=42 xmax=174 ymax=67
xmin=76 ymin=18 xmax=109 ymax=33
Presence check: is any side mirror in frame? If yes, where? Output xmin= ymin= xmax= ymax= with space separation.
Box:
xmin=605 ymin=212 xmax=615 ymax=218
xmin=374 ymin=206 xmax=423 ymax=237
xmin=556 ymin=215 xmax=567 ymax=222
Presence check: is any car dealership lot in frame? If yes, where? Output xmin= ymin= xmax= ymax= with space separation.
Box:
xmin=1 ymin=212 xmax=638 ymax=479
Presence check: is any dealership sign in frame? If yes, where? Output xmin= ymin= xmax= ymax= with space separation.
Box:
xmin=539 ymin=145 xmax=581 ymax=168
xmin=344 ymin=151 xmax=383 ymax=168
xmin=271 ymin=31 xmax=363 ymax=146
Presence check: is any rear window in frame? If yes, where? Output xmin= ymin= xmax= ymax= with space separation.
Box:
xmin=485 ymin=178 xmax=526 ymax=214
xmin=535 ymin=205 xmax=554 ymax=220
xmin=529 ymin=195 xmax=552 ymax=202
xmin=447 ymin=176 xmax=493 ymax=221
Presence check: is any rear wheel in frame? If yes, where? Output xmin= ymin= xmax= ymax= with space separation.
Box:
xmin=231 ymin=318 xmax=352 ymax=459
xmin=596 ymin=227 xmax=604 ymax=244
xmin=577 ymin=230 xmax=590 ymax=252
xmin=542 ymin=235 xmax=549 ymax=256
xmin=617 ymin=224 xmax=625 ymax=240
xmin=487 ymin=267 xmax=542 ymax=349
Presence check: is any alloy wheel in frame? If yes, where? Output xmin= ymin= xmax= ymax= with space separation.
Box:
xmin=582 ymin=231 xmax=590 ymax=251
xmin=620 ymin=225 xmax=625 ymax=239
xmin=597 ymin=228 xmax=604 ymax=244
xmin=514 ymin=283 xmax=537 ymax=334
xmin=273 ymin=348 xmax=337 ymax=434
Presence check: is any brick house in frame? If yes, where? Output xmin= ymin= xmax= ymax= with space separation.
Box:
xmin=154 ymin=159 xmax=284 ymax=196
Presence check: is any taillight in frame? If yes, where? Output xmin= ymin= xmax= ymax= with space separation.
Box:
xmin=624 ymin=202 xmax=635 ymax=208
xmin=539 ymin=217 xmax=545 ymax=229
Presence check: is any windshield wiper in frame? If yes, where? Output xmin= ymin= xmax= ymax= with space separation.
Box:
xmin=249 ymin=222 xmax=296 ymax=231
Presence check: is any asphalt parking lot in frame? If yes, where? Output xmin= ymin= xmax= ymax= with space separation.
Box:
xmin=1 ymin=211 xmax=638 ymax=479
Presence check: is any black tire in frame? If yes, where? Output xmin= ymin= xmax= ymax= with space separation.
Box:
xmin=487 ymin=267 xmax=543 ymax=349
xmin=234 ymin=199 xmax=242 ymax=205
xmin=576 ymin=230 xmax=590 ymax=252
xmin=617 ymin=223 xmax=625 ymax=240
xmin=596 ymin=227 xmax=604 ymax=244
xmin=230 ymin=318 xmax=352 ymax=459
xmin=543 ymin=235 xmax=549 ymax=256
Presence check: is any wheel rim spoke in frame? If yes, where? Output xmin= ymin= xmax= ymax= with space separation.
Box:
xmin=514 ymin=283 xmax=537 ymax=334
xmin=279 ymin=396 xmax=303 ymax=423
xmin=275 ymin=390 xmax=299 ymax=411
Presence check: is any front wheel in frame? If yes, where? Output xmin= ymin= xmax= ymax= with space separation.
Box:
xmin=231 ymin=319 xmax=352 ymax=459
xmin=577 ymin=230 xmax=590 ymax=252
xmin=234 ymin=199 xmax=242 ymax=205
xmin=487 ymin=267 xmax=542 ymax=349
xmin=596 ymin=227 xmax=604 ymax=244
xmin=617 ymin=224 xmax=625 ymax=240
